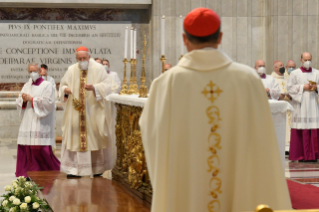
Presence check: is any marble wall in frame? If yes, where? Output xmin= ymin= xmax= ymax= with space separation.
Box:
xmin=151 ymin=0 xmax=319 ymax=75
xmin=0 ymin=7 xmax=151 ymax=89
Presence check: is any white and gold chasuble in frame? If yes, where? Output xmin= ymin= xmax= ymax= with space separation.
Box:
xmin=59 ymin=59 xmax=117 ymax=176
xmin=139 ymin=49 xmax=291 ymax=212
xmin=271 ymin=71 xmax=291 ymax=144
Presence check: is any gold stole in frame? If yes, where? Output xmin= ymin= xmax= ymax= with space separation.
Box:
xmin=79 ymin=70 xmax=88 ymax=151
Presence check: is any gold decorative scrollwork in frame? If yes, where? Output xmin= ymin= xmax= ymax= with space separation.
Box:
xmin=202 ymin=80 xmax=223 ymax=212
xmin=112 ymin=103 xmax=153 ymax=201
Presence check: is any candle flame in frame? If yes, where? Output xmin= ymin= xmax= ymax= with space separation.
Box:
xmin=180 ymin=15 xmax=183 ymax=18
xmin=162 ymin=15 xmax=165 ymax=19
xmin=131 ymin=27 xmax=134 ymax=30
xmin=126 ymin=26 xmax=128 ymax=29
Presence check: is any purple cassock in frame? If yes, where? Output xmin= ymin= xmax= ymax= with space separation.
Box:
xmin=16 ymin=145 xmax=60 ymax=178
xmin=289 ymin=129 xmax=319 ymax=161
xmin=15 ymin=77 xmax=60 ymax=178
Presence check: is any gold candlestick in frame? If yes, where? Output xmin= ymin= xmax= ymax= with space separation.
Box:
xmin=133 ymin=59 xmax=139 ymax=95
xmin=119 ymin=58 xmax=128 ymax=95
xmin=160 ymin=55 xmax=166 ymax=73
xmin=127 ymin=59 xmax=135 ymax=95
xmin=139 ymin=35 xmax=148 ymax=98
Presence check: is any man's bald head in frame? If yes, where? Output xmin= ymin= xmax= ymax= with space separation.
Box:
xmin=254 ymin=60 xmax=265 ymax=70
xmin=164 ymin=63 xmax=172 ymax=72
xmin=286 ymin=60 xmax=296 ymax=69
xmin=301 ymin=52 xmax=312 ymax=60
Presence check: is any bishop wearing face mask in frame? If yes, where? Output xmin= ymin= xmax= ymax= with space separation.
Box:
xmin=15 ymin=62 xmax=60 ymax=178
xmin=271 ymin=61 xmax=290 ymax=101
xmin=288 ymin=52 xmax=319 ymax=162
xmin=285 ymin=60 xmax=296 ymax=78
xmin=59 ymin=46 xmax=118 ymax=177
xmin=255 ymin=59 xmax=280 ymax=100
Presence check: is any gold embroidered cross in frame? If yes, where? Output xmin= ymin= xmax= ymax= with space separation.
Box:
xmin=201 ymin=81 xmax=223 ymax=104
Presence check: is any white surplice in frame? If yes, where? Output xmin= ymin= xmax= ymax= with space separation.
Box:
xmin=43 ymin=75 xmax=58 ymax=101
xmin=16 ymin=78 xmax=56 ymax=146
xmin=287 ymin=68 xmax=319 ymax=129
xmin=108 ymin=71 xmax=121 ymax=93
xmin=139 ymin=48 xmax=291 ymax=212
xmin=261 ymin=74 xmax=280 ymax=100
xmin=59 ymin=59 xmax=117 ymax=176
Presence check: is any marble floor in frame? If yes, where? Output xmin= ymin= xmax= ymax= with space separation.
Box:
xmin=285 ymin=156 xmax=319 ymax=187
xmin=1 ymin=139 xmax=319 ymax=199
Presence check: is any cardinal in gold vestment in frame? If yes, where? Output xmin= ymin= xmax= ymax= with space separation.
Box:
xmin=59 ymin=46 xmax=118 ymax=177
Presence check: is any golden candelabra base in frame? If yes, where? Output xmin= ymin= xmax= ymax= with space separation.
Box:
xmin=119 ymin=58 xmax=128 ymax=95
xmin=139 ymin=84 xmax=148 ymax=98
xmin=160 ymin=55 xmax=166 ymax=74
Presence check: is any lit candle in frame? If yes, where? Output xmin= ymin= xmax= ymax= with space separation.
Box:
xmin=180 ymin=15 xmax=184 ymax=56
xmin=124 ymin=27 xmax=128 ymax=58
xmin=134 ymin=29 xmax=137 ymax=59
xmin=130 ymin=27 xmax=134 ymax=59
xmin=161 ymin=15 xmax=165 ymax=56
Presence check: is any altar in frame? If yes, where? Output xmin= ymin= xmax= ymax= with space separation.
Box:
xmin=107 ymin=94 xmax=294 ymax=202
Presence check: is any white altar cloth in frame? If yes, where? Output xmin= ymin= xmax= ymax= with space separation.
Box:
xmin=107 ymin=94 xmax=147 ymax=107
xmin=107 ymin=94 xmax=293 ymax=169
xmin=269 ymin=100 xmax=294 ymax=168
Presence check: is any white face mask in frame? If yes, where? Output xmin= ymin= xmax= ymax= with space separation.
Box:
xmin=42 ymin=75 xmax=47 ymax=80
xmin=303 ymin=61 xmax=312 ymax=70
xmin=257 ymin=67 xmax=266 ymax=75
xmin=79 ymin=61 xmax=89 ymax=70
xmin=104 ymin=66 xmax=110 ymax=72
xmin=30 ymin=72 xmax=40 ymax=82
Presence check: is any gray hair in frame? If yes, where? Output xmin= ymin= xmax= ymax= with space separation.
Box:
xmin=75 ymin=51 xmax=91 ymax=57
xmin=28 ymin=62 xmax=40 ymax=71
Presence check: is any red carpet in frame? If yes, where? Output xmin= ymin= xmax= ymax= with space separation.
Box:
xmin=287 ymin=179 xmax=319 ymax=209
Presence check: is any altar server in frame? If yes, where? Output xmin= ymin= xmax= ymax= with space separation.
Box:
xmin=15 ymin=62 xmax=60 ymax=178
xmin=40 ymin=64 xmax=58 ymax=100
xmin=255 ymin=59 xmax=280 ymax=100
xmin=139 ymin=8 xmax=291 ymax=212
xmin=59 ymin=46 xmax=118 ymax=177
xmin=288 ymin=52 xmax=319 ymax=162
xmin=103 ymin=59 xmax=121 ymax=93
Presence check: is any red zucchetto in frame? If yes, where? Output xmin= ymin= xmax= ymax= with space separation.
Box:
xmin=184 ymin=7 xmax=220 ymax=37
xmin=76 ymin=46 xmax=89 ymax=52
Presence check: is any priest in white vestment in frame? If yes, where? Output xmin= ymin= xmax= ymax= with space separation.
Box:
xmin=59 ymin=46 xmax=117 ymax=177
xmin=288 ymin=52 xmax=319 ymax=162
xmin=40 ymin=64 xmax=58 ymax=101
xmin=254 ymin=59 xmax=280 ymax=100
xmin=139 ymin=8 xmax=291 ymax=212
xmin=103 ymin=59 xmax=121 ymax=93
xmin=15 ymin=62 xmax=60 ymax=178
xmin=271 ymin=61 xmax=292 ymax=145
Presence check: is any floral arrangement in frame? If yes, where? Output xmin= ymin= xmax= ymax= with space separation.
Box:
xmin=0 ymin=176 xmax=51 ymax=212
